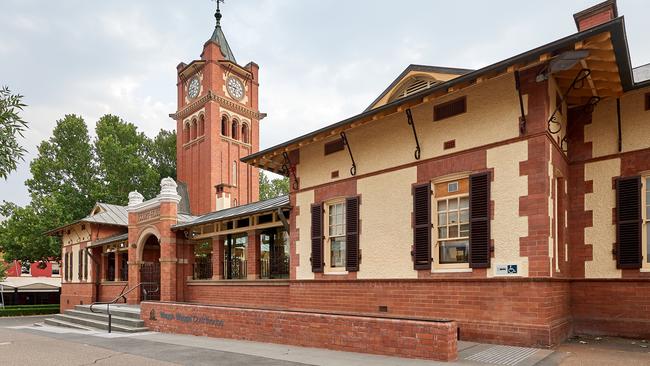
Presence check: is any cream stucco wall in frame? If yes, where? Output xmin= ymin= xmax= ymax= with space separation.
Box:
xmin=295 ymin=189 xmax=315 ymax=280
xmin=356 ymin=167 xmax=418 ymax=279
xmin=487 ymin=140 xmax=529 ymax=277
xmin=298 ymin=74 xmax=523 ymax=190
xmin=62 ymin=224 xmax=91 ymax=246
xmin=586 ymin=87 xmax=650 ymax=159
xmin=584 ymin=158 xmax=621 ymax=278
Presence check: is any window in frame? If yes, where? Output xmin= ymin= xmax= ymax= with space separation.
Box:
xmin=183 ymin=124 xmax=190 ymax=143
xmin=199 ymin=115 xmax=205 ymax=136
xmin=190 ymin=119 xmax=197 ymax=140
xmin=52 ymin=262 xmax=60 ymax=276
xmin=221 ymin=115 xmax=229 ymax=136
xmin=645 ymin=93 xmax=650 ymax=111
xmin=435 ymin=179 xmax=470 ymax=265
xmin=241 ymin=124 xmax=249 ymax=144
xmin=21 ymin=261 xmax=31 ymax=276
xmin=327 ymin=202 xmax=346 ymax=268
xmin=231 ymin=120 xmax=239 ymax=140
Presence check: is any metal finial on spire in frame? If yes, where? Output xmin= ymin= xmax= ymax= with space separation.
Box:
xmin=212 ymin=0 xmax=225 ymax=27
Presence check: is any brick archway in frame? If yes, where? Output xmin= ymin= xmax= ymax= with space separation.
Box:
xmin=136 ymin=226 xmax=161 ymax=263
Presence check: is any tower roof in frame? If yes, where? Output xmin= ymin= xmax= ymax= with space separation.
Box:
xmin=208 ymin=2 xmax=237 ymax=63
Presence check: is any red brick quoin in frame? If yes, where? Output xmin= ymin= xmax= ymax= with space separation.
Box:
xmin=141 ymin=301 xmax=458 ymax=362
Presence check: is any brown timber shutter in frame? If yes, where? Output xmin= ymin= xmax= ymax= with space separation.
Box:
xmin=616 ymin=176 xmax=642 ymax=268
xmin=84 ymin=249 xmax=88 ymax=280
xmin=469 ymin=172 xmax=491 ymax=268
xmin=412 ymin=183 xmax=432 ymax=270
xmin=78 ymin=249 xmax=83 ymax=280
xmin=346 ymin=196 xmax=360 ymax=272
xmin=311 ymin=203 xmax=324 ymax=272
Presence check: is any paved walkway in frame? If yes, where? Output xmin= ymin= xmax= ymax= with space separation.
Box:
xmin=0 ymin=315 xmax=575 ymax=366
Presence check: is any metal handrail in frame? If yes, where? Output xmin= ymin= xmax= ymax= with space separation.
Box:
xmin=89 ymin=281 xmax=159 ymax=333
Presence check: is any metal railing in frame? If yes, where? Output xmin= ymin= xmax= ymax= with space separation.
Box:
xmin=192 ymin=256 xmax=213 ymax=280
xmin=223 ymin=258 xmax=247 ymax=279
xmin=260 ymin=257 xmax=290 ymax=279
xmin=89 ymin=281 xmax=158 ymax=333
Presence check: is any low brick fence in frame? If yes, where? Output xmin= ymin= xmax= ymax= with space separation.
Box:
xmin=141 ymin=301 xmax=457 ymax=361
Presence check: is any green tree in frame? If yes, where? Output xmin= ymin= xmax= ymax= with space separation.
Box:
xmin=0 ymin=86 xmax=28 ymax=179
xmin=259 ymin=170 xmax=289 ymax=200
xmin=26 ymin=114 xmax=98 ymax=222
xmin=0 ymin=113 xmax=177 ymax=262
xmin=94 ymin=115 xmax=160 ymax=204
xmin=150 ymin=129 xmax=177 ymax=180
xmin=0 ymin=198 xmax=62 ymax=262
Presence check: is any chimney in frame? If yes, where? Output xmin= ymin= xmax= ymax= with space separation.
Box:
xmin=573 ymin=0 xmax=618 ymax=32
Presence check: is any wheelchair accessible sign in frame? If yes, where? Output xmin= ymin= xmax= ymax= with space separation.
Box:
xmin=495 ymin=264 xmax=518 ymax=276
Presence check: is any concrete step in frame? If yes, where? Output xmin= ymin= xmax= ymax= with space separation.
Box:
xmin=74 ymin=304 xmax=141 ymax=320
xmin=48 ymin=313 xmax=148 ymax=333
xmin=43 ymin=317 xmax=96 ymax=331
xmin=64 ymin=309 xmax=145 ymax=328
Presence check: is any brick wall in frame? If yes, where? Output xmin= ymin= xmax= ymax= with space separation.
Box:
xmin=60 ymin=283 xmax=95 ymax=311
xmin=572 ymin=280 xmax=650 ymax=338
xmin=287 ymin=279 xmax=570 ymax=347
xmin=98 ymin=282 xmax=128 ymax=302
xmin=185 ymin=282 xmax=289 ymax=308
xmin=141 ymin=301 xmax=458 ymax=361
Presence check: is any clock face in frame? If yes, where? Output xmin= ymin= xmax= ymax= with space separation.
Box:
xmin=227 ymin=77 xmax=244 ymax=100
xmin=187 ymin=77 xmax=200 ymax=99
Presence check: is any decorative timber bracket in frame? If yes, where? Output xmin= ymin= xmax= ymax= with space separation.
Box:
xmin=282 ymin=152 xmax=299 ymax=190
xmin=560 ymin=95 xmax=600 ymax=153
xmin=340 ymin=131 xmax=357 ymax=176
xmin=548 ymin=68 xmax=591 ymax=135
xmin=405 ymin=108 xmax=421 ymax=160
xmin=514 ymin=71 xmax=527 ymax=135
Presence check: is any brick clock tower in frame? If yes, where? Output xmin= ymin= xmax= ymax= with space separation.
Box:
xmin=171 ymin=4 xmax=261 ymax=216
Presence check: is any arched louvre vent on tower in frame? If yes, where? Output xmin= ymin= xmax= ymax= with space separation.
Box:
xmin=389 ymin=77 xmax=440 ymax=102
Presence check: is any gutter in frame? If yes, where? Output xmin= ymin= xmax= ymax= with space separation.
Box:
xmin=242 ymin=17 xmax=632 ymax=166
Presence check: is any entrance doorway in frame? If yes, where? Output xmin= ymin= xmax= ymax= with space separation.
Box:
xmin=260 ymin=229 xmax=290 ymax=279
xmin=224 ymin=234 xmax=247 ymax=279
xmin=140 ymin=235 xmax=160 ymax=301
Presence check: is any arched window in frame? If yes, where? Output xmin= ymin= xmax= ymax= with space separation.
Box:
xmin=190 ymin=118 xmax=197 ymax=140
xmin=198 ymin=115 xmax=205 ymax=136
xmin=231 ymin=120 xmax=239 ymax=140
xmin=232 ymin=160 xmax=237 ymax=186
xmin=183 ymin=123 xmax=190 ymax=143
xmin=221 ymin=115 xmax=228 ymax=136
xmin=241 ymin=123 xmax=249 ymax=144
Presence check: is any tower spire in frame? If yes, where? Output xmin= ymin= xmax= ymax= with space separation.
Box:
xmin=214 ymin=0 xmax=224 ymax=27
xmin=208 ymin=0 xmax=237 ymax=63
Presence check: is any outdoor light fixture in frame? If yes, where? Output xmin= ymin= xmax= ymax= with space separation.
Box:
xmin=536 ymin=50 xmax=590 ymax=82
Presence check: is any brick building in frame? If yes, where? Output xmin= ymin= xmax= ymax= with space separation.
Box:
xmin=50 ymin=0 xmax=650 ymax=360
xmin=1 ymin=256 xmax=60 ymax=305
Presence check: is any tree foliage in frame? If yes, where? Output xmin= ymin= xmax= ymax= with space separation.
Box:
xmin=0 ymin=86 xmax=28 ymax=180
xmin=0 ymin=113 xmax=176 ymax=262
xmin=259 ymin=170 xmax=289 ymax=201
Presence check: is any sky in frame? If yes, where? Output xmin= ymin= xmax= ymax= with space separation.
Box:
xmin=1 ymin=0 xmax=649 ymax=210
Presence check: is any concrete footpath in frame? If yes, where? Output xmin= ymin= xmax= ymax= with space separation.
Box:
xmin=4 ymin=315 xmax=645 ymax=366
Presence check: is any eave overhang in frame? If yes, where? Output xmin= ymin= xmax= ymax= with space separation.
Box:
xmin=242 ymin=17 xmax=634 ymax=175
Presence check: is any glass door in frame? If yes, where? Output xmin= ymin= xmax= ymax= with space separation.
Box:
xmin=260 ymin=229 xmax=290 ymax=279
xmin=224 ymin=234 xmax=248 ymax=279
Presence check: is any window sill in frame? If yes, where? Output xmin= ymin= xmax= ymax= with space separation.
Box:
xmin=640 ymin=268 xmax=650 ymax=273
xmin=431 ymin=268 xmax=472 ymax=273
xmin=323 ymin=271 xmax=349 ymax=276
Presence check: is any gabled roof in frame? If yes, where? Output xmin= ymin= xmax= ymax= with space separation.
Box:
xmin=172 ymin=195 xmax=290 ymax=230
xmin=85 ymin=203 xmax=128 ymax=226
xmin=365 ymin=64 xmax=474 ymax=111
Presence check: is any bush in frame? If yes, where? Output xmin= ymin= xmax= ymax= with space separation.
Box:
xmin=0 ymin=304 xmax=60 ymax=317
